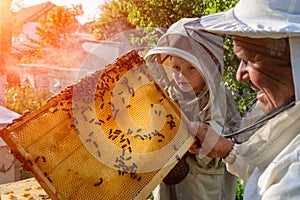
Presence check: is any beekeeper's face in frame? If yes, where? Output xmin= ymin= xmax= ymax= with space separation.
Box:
xmin=171 ymin=56 xmax=206 ymax=94
xmin=234 ymin=36 xmax=294 ymax=114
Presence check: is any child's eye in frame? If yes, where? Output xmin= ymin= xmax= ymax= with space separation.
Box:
xmin=188 ymin=66 xmax=197 ymax=71
xmin=172 ymin=66 xmax=181 ymax=71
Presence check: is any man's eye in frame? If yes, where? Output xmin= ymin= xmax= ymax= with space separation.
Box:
xmin=241 ymin=59 xmax=248 ymax=65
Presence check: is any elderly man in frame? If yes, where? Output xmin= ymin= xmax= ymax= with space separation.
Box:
xmin=185 ymin=0 xmax=300 ymax=199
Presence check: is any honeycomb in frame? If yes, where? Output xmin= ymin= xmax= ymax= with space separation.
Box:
xmin=0 ymin=50 xmax=194 ymax=200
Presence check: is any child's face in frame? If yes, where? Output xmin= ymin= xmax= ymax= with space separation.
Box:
xmin=171 ymin=56 xmax=206 ymax=94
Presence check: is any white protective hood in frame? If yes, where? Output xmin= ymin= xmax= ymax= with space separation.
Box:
xmin=145 ymin=18 xmax=240 ymax=134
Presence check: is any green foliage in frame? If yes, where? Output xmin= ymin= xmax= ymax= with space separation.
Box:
xmin=5 ymin=85 xmax=51 ymax=114
xmin=91 ymin=0 xmax=135 ymax=40
xmin=127 ymin=0 xmax=205 ymax=28
xmin=17 ymin=46 xmax=44 ymax=64
xmin=203 ymin=0 xmax=239 ymax=14
xmin=128 ymin=28 xmax=164 ymax=47
xmin=90 ymin=0 xmax=205 ymax=41
xmin=20 ymin=5 xmax=87 ymax=67
xmin=35 ymin=5 xmax=83 ymax=48
xmin=108 ymin=27 xmax=167 ymax=54
xmin=223 ymin=36 xmax=256 ymax=115
xmin=236 ymin=178 xmax=244 ymax=200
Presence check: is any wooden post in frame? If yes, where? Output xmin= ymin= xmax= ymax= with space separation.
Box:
xmin=0 ymin=0 xmax=12 ymax=106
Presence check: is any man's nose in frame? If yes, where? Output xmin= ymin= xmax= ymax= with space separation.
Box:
xmin=236 ymin=62 xmax=249 ymax=82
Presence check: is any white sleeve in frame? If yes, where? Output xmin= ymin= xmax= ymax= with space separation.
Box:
xmin=261 ymin=145 xmax=300 ymax=200
xmin=223 ymin=143 xmax=256 ymax=186
xmin=226 ymin=155 xmax=256 ymax=186
xmin=263 ymin=161 xmax=300 ymax=200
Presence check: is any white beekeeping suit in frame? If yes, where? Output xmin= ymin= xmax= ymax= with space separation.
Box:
xmin=145 ymin=18 xmax=241 ymax=200
xmin=184 ymin=0 xmax=300 ymax=199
